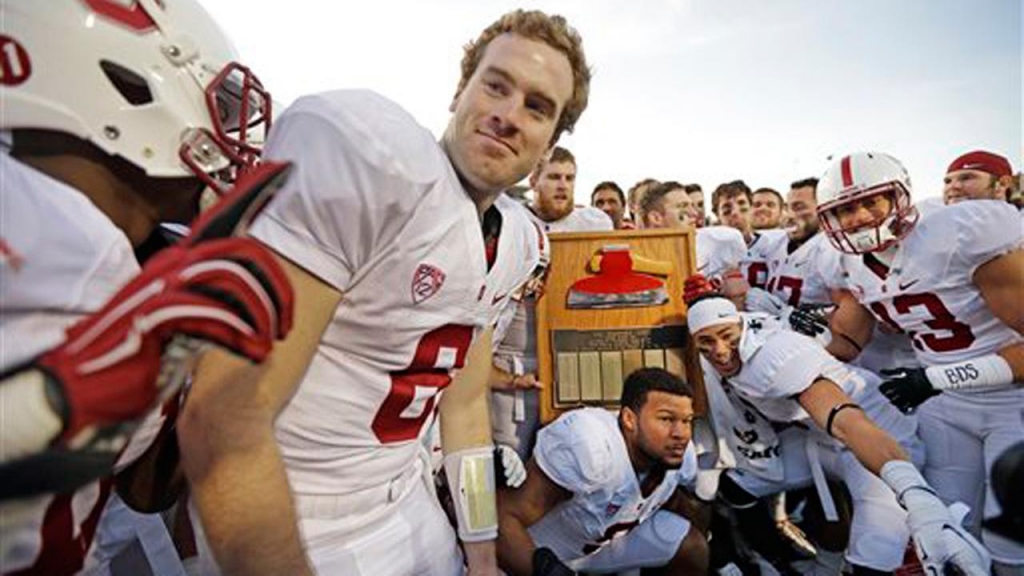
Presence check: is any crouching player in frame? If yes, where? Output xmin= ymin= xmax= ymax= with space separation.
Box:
xmin=497 ymin=368 xmax=708 ymax=575
xmin=686 ymin=279 xmax=990 ymax=576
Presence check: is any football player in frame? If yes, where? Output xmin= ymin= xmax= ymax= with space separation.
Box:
xmin=491 ymin=148 xmax=611 ymax=463
xmin=687 ymin=288 xmax=990 ymax=576
xmin=712 ymin=180 xmax=788 ymax=290
xmin=590 ymin=181 xmax=629 ymax=230
xmin=489 ymin=195 xmax=552 ymax=462
xmin=943 ymin=150 xmax=1015 ymax=205
xmin=760 ymin=178 xmax=843 ymax=308
xmin=497 ymin=368 xmax=708 ymax=575
xmin=529 ymin=146 xmax=613 ymax=232
xmin=0 ymin=1 xmax=288 ymax=574
xmin=751 ymin=187 xmax=785 ymax=230
xmin=685 ymin=183 xmax=708 ymax=228
xmin=817 ymin=151 xmax=1024 ymax=573
xmin=178 ymin=9 xmax=592 ymax=575
xmin=747 ymin=177 xmax=920 ymax=374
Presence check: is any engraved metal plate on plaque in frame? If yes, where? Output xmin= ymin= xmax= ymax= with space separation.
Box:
xmin=549 ymin=325 xmax=688 ymax=408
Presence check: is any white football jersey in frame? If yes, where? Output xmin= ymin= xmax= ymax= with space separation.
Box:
xmin=491 ymin=194 xmax=548 ymax=344
xmin=0 ymin=155 xmax=139 ymax=368
xmin=695 ymin=226 xmax=746 ymax=279
xmin=531 ymin=205 xmax=613 ymax=233
xmin=739 ymin=229 xmax=787 ymax=289
xmin=765 ymin=232 xmax=843 ymax=307
xmin=529 ymin=408 xmax=696 ymax=562
xmin=836 ymin=252 xmax=920 ymax=373
xmin=249 ymin=90 xmax=533 ymax=496
xmin=914 ymin=196 xmax=946 ymax=220
xmin=0 ymin=154 xmax=139 ymax=573
xmin=726 ymin=315 xmax=913 ymax=442
xmin=698 ymin=354 xmax=785 ymax=481
xmin=857 ymin=201 xmax=1023 ymax=394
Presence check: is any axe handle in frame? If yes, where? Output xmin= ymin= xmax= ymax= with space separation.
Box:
xmin=589 ymin=253 xmax=673 ymax=276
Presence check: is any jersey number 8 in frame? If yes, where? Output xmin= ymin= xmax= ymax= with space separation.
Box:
xmin=372 ymin=324 xmax=474 ymax=443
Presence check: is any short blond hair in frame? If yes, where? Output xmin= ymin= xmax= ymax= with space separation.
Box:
xmin=457 ymin=10 xmax=591 ymax=143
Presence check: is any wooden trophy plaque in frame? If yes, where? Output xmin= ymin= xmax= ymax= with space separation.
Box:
xmin=535 ymin=228 xmax=704 ymax=424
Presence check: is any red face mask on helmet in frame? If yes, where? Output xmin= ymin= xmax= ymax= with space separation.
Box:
xmin=2 ymin=0 xmax=271 ymax=194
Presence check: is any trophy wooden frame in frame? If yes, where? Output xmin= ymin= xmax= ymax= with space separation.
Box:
xmin=535 ymin=228 xmax=704 ymax=424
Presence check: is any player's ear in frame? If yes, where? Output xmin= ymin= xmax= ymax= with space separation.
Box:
xmin=646 ymin=210 xmax=662 ymax=228
xmin=996 ymin=175 xmax=1013 ymax=199
xmin=529 ymin=149 xmax=553 ymax=188
xmin=449 ymin=85 xmax=464 ymax=114
xmin=620 ymin=406 xmax=638 ymax=434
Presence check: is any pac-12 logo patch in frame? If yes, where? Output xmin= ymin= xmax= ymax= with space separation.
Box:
xmin=411 ymin=263 xmax=446 ymax=305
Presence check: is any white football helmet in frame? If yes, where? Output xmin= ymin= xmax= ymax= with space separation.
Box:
xmin=816 ymin=152 xmax=918 ymax=254
xmin=0 ymin=0 xmax=270 ymax=193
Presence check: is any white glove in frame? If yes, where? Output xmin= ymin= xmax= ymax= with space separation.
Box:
xmin=744 ymin=287 xmax=785 ymax=315
xmin=496 ymin=444 xmax=527 ymax=489
xmin=881 ymin=461 xmax=991 ymax=576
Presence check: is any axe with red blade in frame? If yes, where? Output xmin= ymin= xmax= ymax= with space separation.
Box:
xmin=567 ymin=245 xmax=669 ymax=309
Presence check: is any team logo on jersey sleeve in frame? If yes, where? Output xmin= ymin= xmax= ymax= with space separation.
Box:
xmin=412 ymin=263 xmax=446 ymax=304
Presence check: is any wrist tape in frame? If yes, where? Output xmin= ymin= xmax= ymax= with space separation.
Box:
xmin=925 ymin=354 xmax=1013 ymax=391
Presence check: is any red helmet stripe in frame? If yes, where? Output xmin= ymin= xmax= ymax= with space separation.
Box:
xmin=83 ymin=0 xmax=157 ymax=32
xmin=840 ymin=156 xmax=854 ymax=188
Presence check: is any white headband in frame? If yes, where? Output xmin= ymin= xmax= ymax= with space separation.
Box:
xmin=687 ymin=297 xmax=741 ymax=334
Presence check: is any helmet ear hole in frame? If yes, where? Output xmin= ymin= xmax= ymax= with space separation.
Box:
xmin=7 ymin=0 xmax=264 ymax=182
xmin=100 ymin=60 xmax=153 ymax=106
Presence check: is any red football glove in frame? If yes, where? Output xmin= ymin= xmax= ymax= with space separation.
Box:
xmin=682 ymin=273 xmax=720 ymax=305
xmin=38 ymin=162 xmax=295 ymax=444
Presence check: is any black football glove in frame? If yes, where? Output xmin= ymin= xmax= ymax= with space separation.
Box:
xmin=788 ymin=305 xmax=831 ymax=338
xmin=880 ymin=367 xmax=941 ymax=413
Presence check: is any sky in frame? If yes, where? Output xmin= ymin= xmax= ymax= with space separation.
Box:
xmin=204 ymin=0 xmax=1022 ymax=203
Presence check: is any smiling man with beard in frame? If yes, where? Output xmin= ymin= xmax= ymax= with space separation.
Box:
xmin=496 ymin=368 xmax=708 ymax=575
xmin=529 ymin=146 xmax=612 ymax=232
xmin=756 ymin=177 xmax=845 ymax=309
xmin=489 ymin=145 xmax=611 ymax=469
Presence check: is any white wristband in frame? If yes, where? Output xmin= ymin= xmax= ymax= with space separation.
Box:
xmin=924 ymin=354 xmax=1014 ymax=391
xmin=879 ymin=459 xmax=931 ymax=505
xmin=880 ymin=460 xmax=955 ymax=534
